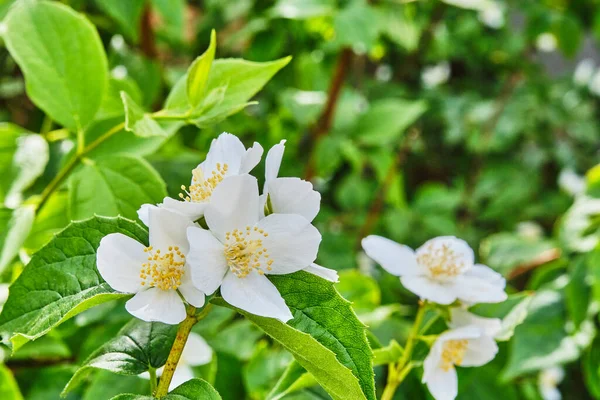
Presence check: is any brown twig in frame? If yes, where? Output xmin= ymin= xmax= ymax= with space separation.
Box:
xmin=304 ymin=48 xmax=354 ymax=180
xmin=508 ymin=248 xmax=562 ymax=280
xmin=355 ymin=132 xmax=418 ymax=249
xmin=140 ymin=6 xmax=157 ymax=59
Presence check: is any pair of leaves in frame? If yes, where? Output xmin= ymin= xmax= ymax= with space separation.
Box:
xmin=213 ymin=271 xmax=376 ymax=400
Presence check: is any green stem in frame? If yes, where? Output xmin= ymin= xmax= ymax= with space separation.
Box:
xmin=381 ymin=302 xmax=427 ymax=400
xmin=155 ymin=304 xmax=212 ymax=398
xmin=149 ymin=367 xmax=158 ymax=395
xmin=35 ymin=121 xmax=125 ymax=212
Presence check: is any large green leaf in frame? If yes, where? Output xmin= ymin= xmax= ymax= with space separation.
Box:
xmin=0 ymin=205 xmax=34 ymax=273
xmin=95 ymin=0 xmax=145 ymax=42
xmin=213 ymin=271 xmax=376 ymax=400
xmin=111 ymin=379 xmax=221 ymax=400
xmin=0 ymin=364 xmax=23 ymax=400
xmin=68 ymin=155 xmax=167 ymax=221
xmin=0 ymin=216 xmax=147 ymax=351
xmin=3 ymin=0 xmax=108 ymax=130
xmin=63 ymin=319 xmax=177 ymax=395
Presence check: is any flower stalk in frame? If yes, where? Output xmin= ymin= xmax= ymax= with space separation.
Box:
xmin=381 ymin=301 xmax=427 ymax=400
xmin=155 ymin=304 xmax=212 ymax=397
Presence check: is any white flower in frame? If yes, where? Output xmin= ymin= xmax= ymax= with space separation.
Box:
xmin=449 ymin=308 xmax=502 ymax=338
xmin=423 ymin=325 xmax=498 ymax=400
xmin=97 ymin=207 xmax=205 ymax=325
xmin=536 ymin=33 xmax=557 ymax=53
xmin=361 ymin=235 xmax=507 ymax=305
xmin=186 ymin=174 xmax=321 ymax=322
xmin=421 ymin=62 xmax=451 ymax=89
xmin=141 ymin=332 xmax=212 ymax=391
xmin=478 ymin=3 xmax=504 ymax=29
xmin=139 ymin=132 xmax=263 ymax=224
xmin=262 ymin=140 xmax=320 ymax=222
xmin=262 ymin=141 xmax=337 ymax=283
xmin=558 ymin=168 xmax=586 ymax=197
xmin=538 ymin=366 xmax=564 ymax=400
xmin=574 ymin=58 xmax=595 ymax=87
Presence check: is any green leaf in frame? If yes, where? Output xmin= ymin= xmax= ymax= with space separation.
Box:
xmin=501 ymin=290 xmax=595 ymax=380
xmin=0 ymin=216 xmax=147 ymax=351
xmin=83 ymin=371 xmax=149 ymax=400
xmin=187 ymin=30 xmax=217 ymax=108
xmin=372 ymin=340 xmax=403 ymax=366
xmin=336 ymin=270 xmax=381 ymax=311
xmin=213 ymin=271 xmax=375 ymax=400
xmin=23 ymin=191 xmax=69 ymax=253
xmin=0 ymin=364 xmax=23 ymax=400
xmin=0 ymin=205 xmax=34 ymax=273
xmin=3 ymin=0 xmax=108 ymax=130
xmin=266 ymin=361 xmax=317 ymax=400
xmin=68 ymin=155 xmax=167 ymax=221
xmin=63 ymin=319 xmax=177 ymax=395
xmin=354 ymin=99 xmax=427 ymax=146
xmin=95 ymin=0 xmax=145 ymax=42
xmin=333 ymin=3 xmax=380 ymax=51
xmin=111 ymin=378 xmax=221 ymax=400
xmin=566 ymin=255 xmax=591 ymax=329
xmin=583 ymin=336 xmax=600 ymax=398
xmin=470 ymin=292 xmax=533 ymax=341
xmin=122 ymin=92 xmax=167 ymax=138
xmin=97 ymin=77 xmax=143 ymax=121
xmin=243 ymin=343 xmax=292 ymax=399
xmin=165 ymin=57 xmax=291 ymax=126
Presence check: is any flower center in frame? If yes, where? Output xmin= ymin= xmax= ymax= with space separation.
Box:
xmin=224 ymin=226 xmax=274 ymax=278
xmin=139 ymin=246 xmax=185 ymax=290
xmin=179 ymin=163 xmax=229 ymax=203
xmin=440 ymin=339 xmax=468 ymax=371
xmin=417 ymin=242 xmax=466 ymax=278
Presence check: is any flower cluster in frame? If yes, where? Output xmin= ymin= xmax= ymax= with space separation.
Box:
xmin=97 ymin=132 xmax=337 ymax=325
xmin=362 ymin=235 xmax=508 ymax=400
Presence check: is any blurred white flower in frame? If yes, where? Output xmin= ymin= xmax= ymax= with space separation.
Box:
xmin=262 ymin=141 xmax=337 ymax=283
xmin=141 ymin=332 xmax=212 ymax=391
xmin=589 ymin=70 xmax=600 ymax=96
xmin=110 ymin=34 xmax=125 ymax=52
xmin=187 ymin=174 xmax=321 ymax=322
xmin=573 ymin=59 xmax=595 ymax=87
xmin=361 ymin=235 xmax=507 ymax=305
xmin=422 ymin=62 xmax=451 ymax=89
xmin=111 ymin=65 xmax=128 ymax=80
xmin=423 ymin=325 xmax=498 ymax=400
xmin=449 ymin=308 xmax=502 ymax=338
xmin=558 ymin=168 xmax=586 ymax=197
xmin=478 ymin=3 xmax=504 ymax=29
xmin=538 ymin=366 xmax=564 ymax=400
xmin=516 ymin=221 xmax=543 ymax=240
xmin=139 ymin=132 xmax=264 ymax=223
xmin=97 ymin=207 xmax=205 ymax=325
xmin=375 ymin=64 xmax=393 ymax=82
xmin=536 ymin=33 xmax=557 ymax=53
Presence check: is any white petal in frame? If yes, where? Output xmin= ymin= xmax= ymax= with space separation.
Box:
xmin=178 ymin=268 xmax=205 ymax=307
xmin=168 ymin=364 xmax=195 ymax=392
xmin=437 ymin=325 xmax=483 ymax=342
xmin=257 ymin=214 xmax=321 ymax=275
xmin=148 ymin=207 xmax=196 ymax=254
xmin=416 ymin=236 xmax=474 ymax=277
xmin=125 ymin=288 xmax=186 ymax=324
xmin=540 ymin=386 xmax=562 ymax=400
xmin=400 ymin=276 xmax=458 ymax=305
xmin=423 ymin=365 xmax=458 ymax=400
xmin=182 ymin=332 xmax=213 ymax=366
xmin=240 ymin=142 xmax=264 ymax=174
xmin=97 ymin=233 xmax=147 ymax=293
xmin=162 ymin=197 xmax=208 ymax=221
xmin=187 ymin=227 xmax=228 ymax=295
xmin=137 ymin=204 xmax=157 ymax=227
xmin=451 ymin=275 xmax=508 ymax=304
xmin=423 ymin=339 xmax=444 ymax=383
xmin=221 ymin=270 xmax=293 ymax=322
xmin=205 ymin=174 xmax=260 ymax=241
xmin=449 ymin=308 xmax=502 ymax=338
xmin=202 ymin=132 xmax=246 ymax=176
xmin=361 ymin=235 xmax=421 ymax=277
xmin=265 ymin=140 xmax=286 ymax=183
xmin=464 ymin=263 xmax=506 ymax=290
xmin=268 ymin=178 xmax=320 ymax=222
xmin=460 ymin=336 xmax=498 ymax=367
xmin=304 ymin=263 xmax=339 ymax=282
